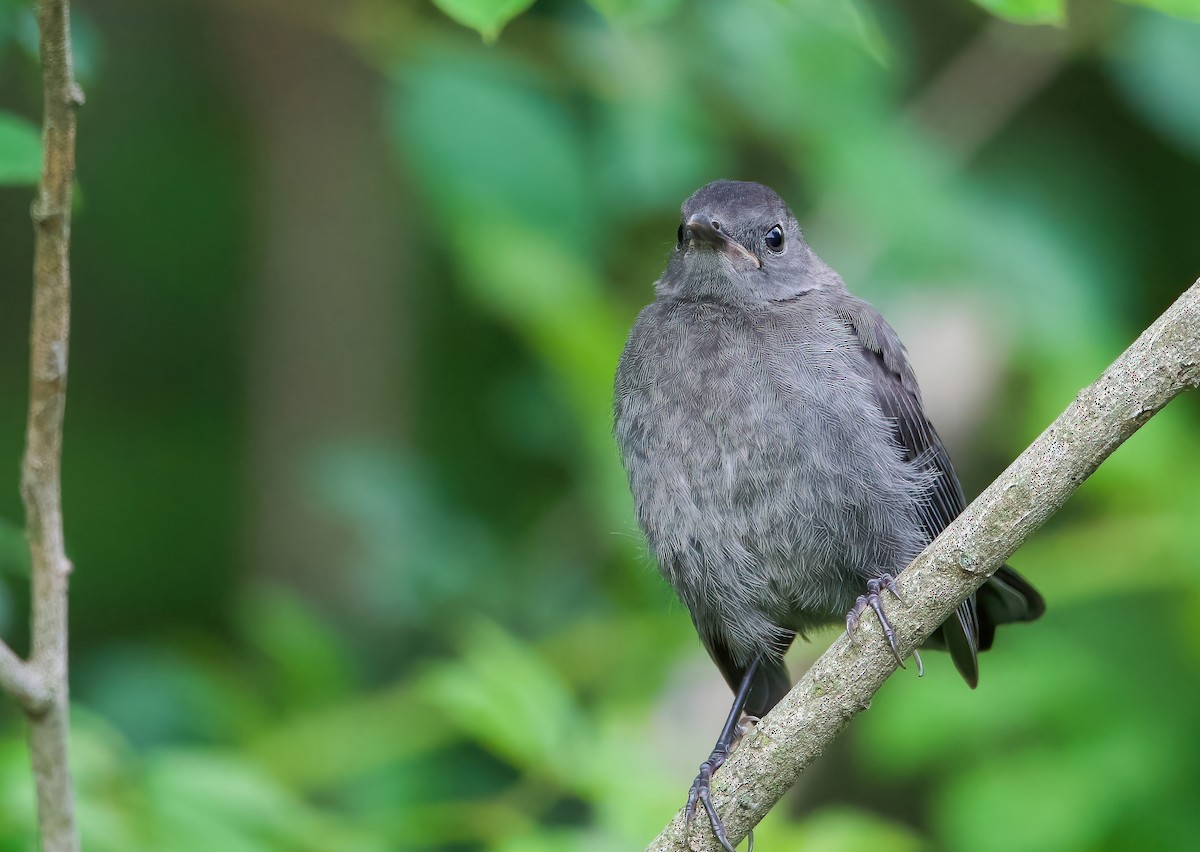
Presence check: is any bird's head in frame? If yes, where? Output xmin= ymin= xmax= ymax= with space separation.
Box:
xmin=657 ymin=180 xmax=835 ymax=304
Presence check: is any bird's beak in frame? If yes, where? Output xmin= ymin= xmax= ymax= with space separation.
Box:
xmin=684 ymin=213 xmax=761 ymax=269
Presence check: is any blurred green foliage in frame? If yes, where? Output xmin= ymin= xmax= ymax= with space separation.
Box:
xmin=1 ymin=0 xmax=1199 ymax=849
xmin=0 ymin=110 xmax=38 ymax=185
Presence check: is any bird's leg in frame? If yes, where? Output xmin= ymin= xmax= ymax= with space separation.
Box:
xmin=846 ymin=574 xmax=906 ymax=667
xmin=684 ymin=653 xmax=761 ymax=852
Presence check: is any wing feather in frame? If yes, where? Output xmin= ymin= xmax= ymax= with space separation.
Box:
xmin=838 ymin=300 xmax=982 ymax=686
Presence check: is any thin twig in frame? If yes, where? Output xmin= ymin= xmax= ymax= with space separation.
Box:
xmin=0 ymin=641 xmax=48 ymax=710
xmin=14 ymin=0 xmax=83 ymax=850
xmin=647 ymin=280 xmax=1200 ymax=850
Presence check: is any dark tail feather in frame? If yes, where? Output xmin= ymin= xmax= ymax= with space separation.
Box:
xmin=976 ymin=564 xmax=1045 ymax=650
xmin=933 ymin=597 xmax=981 ymax=688
xmin=743 ymin=653 xmax=792 ymax=718
xmin=928 ymin=564 xmax=1043 ymax=688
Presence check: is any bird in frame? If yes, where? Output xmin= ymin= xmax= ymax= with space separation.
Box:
xmin=613 ymin=180 xmax=1044 ymax=850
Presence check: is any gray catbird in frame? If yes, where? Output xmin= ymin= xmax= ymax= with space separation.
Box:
xmin=614 ymin=180 xmax=1044 ymax=850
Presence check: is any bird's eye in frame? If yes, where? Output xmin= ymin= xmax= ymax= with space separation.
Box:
xmin=677 ymin=223 xmax=685 ymax=246
xmin=765 ymin=225 xmax=784 ymax=253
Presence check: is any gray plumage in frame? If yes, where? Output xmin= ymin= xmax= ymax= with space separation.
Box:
xmin=614 ymin=180 xmax=1042 ymax=719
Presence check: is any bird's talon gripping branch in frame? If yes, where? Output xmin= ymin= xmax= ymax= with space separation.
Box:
xmin=684 ymin=759 xmax=737 ymax=852
xmin=846 ymin=574 xmax=906 ymax=667
xmin=683 ymin=761 xmax=709 ymax=831
xmin=878 ymin=573 xmax=905 ymax=606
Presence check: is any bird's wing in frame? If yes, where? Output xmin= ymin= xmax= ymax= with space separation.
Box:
xmin=837 ymin=297 xmax=982 ymax=686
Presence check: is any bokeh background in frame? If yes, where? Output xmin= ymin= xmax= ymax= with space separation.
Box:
xmin=1 ymin=0 xmax=1199 ymax=849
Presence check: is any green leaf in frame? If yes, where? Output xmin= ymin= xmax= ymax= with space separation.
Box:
xmin=392 ymin=50 xmax=588 ymax=248
xmin=0 ymin=110 xmax=41 ymax=186
xmin=236 ymin=587 xmax=355 ymax=708
xmin=145 ymin=750 xmax=384 ymax=852
xmin=418 ymin=620 xmax=590 ymax=787
xmin=969 ymin=0 xmax=1065 ymax=24
xmin=431 ymin=0 xmax=536 ymax=42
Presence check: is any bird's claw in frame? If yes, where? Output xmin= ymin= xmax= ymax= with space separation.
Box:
xmin=684 ymin=757 xmax=737 ymax=852
xmin=846 ymin=574 xmax=906 ymax=667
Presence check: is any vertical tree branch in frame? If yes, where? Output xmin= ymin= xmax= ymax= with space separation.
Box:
xmin=21 ymin=0 xmax=82 ymax=849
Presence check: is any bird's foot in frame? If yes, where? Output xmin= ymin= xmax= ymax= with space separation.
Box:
xmin=846 ymin=574 xmax=906 ymax=667
xmin=684 ymin=751 xmax=738 ymax=852
xmin=683 ymin=657 xmax=762 ymax=850
xmin=734 ymin=714 xmax=760 ymax=745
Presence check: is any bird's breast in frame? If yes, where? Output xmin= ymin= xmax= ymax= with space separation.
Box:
xmin=614 ymin=299 xmax=927 ymax=610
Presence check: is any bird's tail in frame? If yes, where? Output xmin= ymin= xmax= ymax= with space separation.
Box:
xmin=744 ymin=652 xmax=792 ymax=718
xmin=929 ymin=563 xmax=1044 ymax=688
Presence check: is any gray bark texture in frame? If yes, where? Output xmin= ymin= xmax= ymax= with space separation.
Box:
xmin=0 ymin=1 xmax=84 ymax=850
xmin=648 ymin=279 xmax=1200 ymax=851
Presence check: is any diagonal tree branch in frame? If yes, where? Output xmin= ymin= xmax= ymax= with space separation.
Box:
xmin=648 ymin=279 xmax=1200 ymax=851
